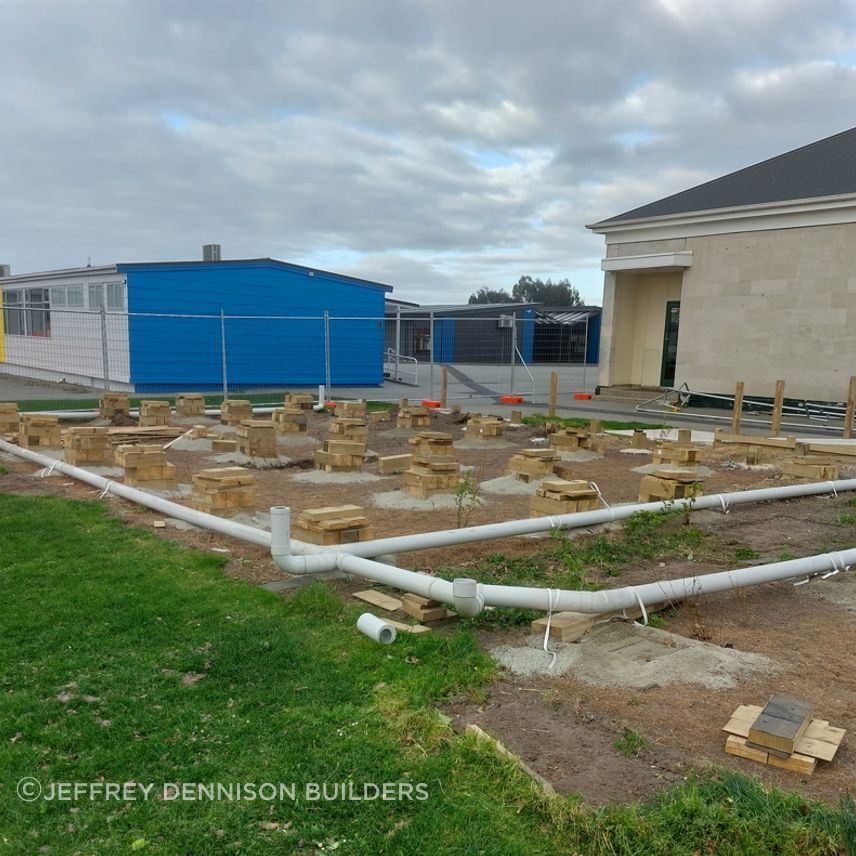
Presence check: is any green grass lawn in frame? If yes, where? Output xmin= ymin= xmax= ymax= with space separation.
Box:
xmin=0 ymin=493 xmax=853 ymax=855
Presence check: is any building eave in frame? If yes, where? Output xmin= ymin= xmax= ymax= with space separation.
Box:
xmin=0 ymin=265 xmax=118 ymax=286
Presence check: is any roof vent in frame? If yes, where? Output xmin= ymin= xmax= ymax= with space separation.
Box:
xmin=203 ymin=244 xmax=221 ymax=262
xmin=0 ymin=264 xmax=10 ymax=277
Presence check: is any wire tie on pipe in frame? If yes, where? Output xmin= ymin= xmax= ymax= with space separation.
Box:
xmin=717 ymin=494 xmax=730 ymax=514
xmin=542 ymin=589 xmax=559 ymax=671
xmin=588 ymin=481 xmax=611 ymax=512
xmin=42 ymin=461 xmax=59 ymax=479
xmin=827 ymin=482 xmax=838 ymax=498
xmin=98 ymin=482 xmax=113 ymax=500
xmin=793 ymin=576 xmax=811 ymax=587
xmin=631 ymin=589 xmax=649 ymax=626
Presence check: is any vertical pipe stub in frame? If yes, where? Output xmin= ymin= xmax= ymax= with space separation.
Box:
xmin=452 ymin=577 xmax=484 ymax=617
xmin=269 ymin=506 xmax=292 ymax=559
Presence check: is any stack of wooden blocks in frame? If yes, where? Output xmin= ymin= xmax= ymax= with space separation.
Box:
xmin=339 ymin=400 xmax=367 ymax=418
xmin=368 ymin=410 xmax=391 ymax=424
xmin=464 ymin=415 xmax=504 ymax=439
xmin=723 ymin=694 xmax=845 ymax=775
xmin=549 ymin=427 xmax=591 ymax=452
xmin=19 ymin=414 xmax=61 ymax=449
xmin=290 ymin=505 xmax=373 ymax=545
xmin=191 ymin=467 xmax=256 ymax=516
xmin=404 ymin=431 xmax=460 ymax=498
xmin=508 ymin=448 xmax=560 ymax=482
xmin=237 ymin=419 xmax=278 ymax=458
xmin=272 ymin=406 xmax=308 ymax=434
xmin=314 ymin=416 xmax=368 ymax=472
xmin=652 ymin=443 xmax=703 ymax=466
xmin=630 ymin=429 xmax=649 ymax=449
xmin=0 ymin=403 xmax=19 ymax=434
xmin=62 ymin=427 xmax=112 ymax=466
xmin=139 ymin=400 xmax=172 ymax=427
xmin=638 ymin=468 xmax=704 ymax=502
xmin=401 ymin=592 xmax=456 ymax=624
xmin=285 ymin=393 xmax=315 ymax=411
xmin=781 ymin=457 xmax=839 ymax=480
xmin=378 ymin=454 xmax=412 ymax=474
xmin=397 ymin=406 xmax=430 ymax=429
xmin=220 ymin=399 xmax=253 ymax=425
xmin=99 ymin=393 xmax=130 ymax=420
xmin=175 ymin=393 xmax=206 ymax=417
xmin=530 ymin=478 xmax=599 ymax=517
xmin=115 ymin=444 xmax=177 ymax=489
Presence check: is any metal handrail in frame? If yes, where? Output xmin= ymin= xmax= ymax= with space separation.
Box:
xmin=515 ymin=346 xmax=537 ymax=402
xmin=383 ymin=349 xmax=418 ymax=386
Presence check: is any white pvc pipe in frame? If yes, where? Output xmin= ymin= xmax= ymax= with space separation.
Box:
xmin=312 ymin=385 xmax=326 ymax=412
xmin=356 ymin=612 xmax=397 ymax=644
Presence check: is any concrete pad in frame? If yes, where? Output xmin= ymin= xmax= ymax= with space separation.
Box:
xmin=372 ymin=489 xmax=474 ymax=511
xmin=206 ymin=451 xmax=292 ymax=469
xmin=481 ymin=475 xmax=543 ymax=495
xmin=631 ymin=462 xmax=714 ymax=476
xmin=558 ymin=450 xmax=603 ymax=463
xmin=292 ymin=470 xmax=387 ymax=485
xmin=492 ymin=621 xmax=773 ymax=689
xmin=171 ymin=437 xmax=213 ymax=452
xmin=455 ymin=438 xmax=515 ymax=450
xmin=801 ymin=574 xmax=856 ymax=612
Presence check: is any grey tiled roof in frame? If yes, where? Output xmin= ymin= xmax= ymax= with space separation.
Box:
xmin=596 ymin=126 xmax=856 ymax=224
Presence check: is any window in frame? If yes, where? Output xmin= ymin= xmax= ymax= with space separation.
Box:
xmin=51 ymin=286 xmax=66 ymax=307
xmin=88 ymin=283 xmax=103 ymax=309
xmin=67 ymin=284 xmax=84 ymax=307
xmin=3 ymin=288 xmax=50 ymax=337
xmin=106 ymin=282 xmax=124 ymax=310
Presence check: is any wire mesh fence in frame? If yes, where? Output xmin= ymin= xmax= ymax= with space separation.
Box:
xmin=0 ymin=307 xmax=597 ymax=411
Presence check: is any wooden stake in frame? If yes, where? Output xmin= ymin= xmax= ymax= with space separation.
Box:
xmin=771 ymin=379 xmax=785 ymax=437
xmin=548 ymin=371 xmax=558 ymax=417
xmin=844 ymin=376 xmax=856 ymax=440
xmin=440 ymin=366 xmax=448 ymax=409
xmin=731 ymin=381 xmax=744 ymax=435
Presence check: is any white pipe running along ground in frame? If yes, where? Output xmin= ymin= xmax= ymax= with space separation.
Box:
xmin=4 ymin=439 xmax=855 ymax=618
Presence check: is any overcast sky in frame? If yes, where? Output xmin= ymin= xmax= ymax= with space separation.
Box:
xmin=3 ymin=0 xmax=856 ymax=304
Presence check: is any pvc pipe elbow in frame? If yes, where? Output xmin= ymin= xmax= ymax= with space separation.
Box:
xmin=357 ymin=612 xmax=397 ymax=644
xmin=452 ymin=578 xmax=484 ymax=618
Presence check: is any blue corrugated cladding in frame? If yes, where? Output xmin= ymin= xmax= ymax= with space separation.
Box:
xmin=586 ymin=314 xmax=601 ymax=364
xmin=121 ymin=261 xmax=390 ymax=392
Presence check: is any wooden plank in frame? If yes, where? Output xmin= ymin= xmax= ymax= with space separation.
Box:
xmin=771 ymin=379 xmax=785 ymax=437
xmin=300 ymin=505 xmax=364 ymax=522
xmin=440 ymin=365 xmax=448 ymax=408
xmin=531 ymin=609 xmax=641 ymax=642
xmin=465 ymin=723 xmax=555 ymax=795
xmin=382 ymin=618 xmax=431 ymax=634
xmin=802 ymin=442 xmax=856 ymax=458
xmin=725 ymin=734 xmax=769 ymax=764
xmin=845 ymin=376 xmax=856 ymax=440
xmin=767 ymin=750 xmax=817 ymax=775
xmin=731 ymin=381 xmax=745 ymax=434
xmin=548 ymin=371 xmax=558 ymax=417
xmin=714 ymin=430 xmax=797 ymax=449
xmin=722 ymin=704 xmax=763 ymax=738
xmin=352 ymin=590 xmax=403 ymax=611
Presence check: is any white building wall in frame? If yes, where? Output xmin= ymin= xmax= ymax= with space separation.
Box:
xmin=0 ymin=271 xmax=131 ymax=388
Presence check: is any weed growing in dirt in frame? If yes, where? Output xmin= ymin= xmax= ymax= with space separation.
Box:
xmin=733 ymin=545 xmax=760 ymax=561
xmin=778 ymin=547 xmax=796 ymax=562
xmin=454 ymin=468 xmax=480 ymax=529
xmin=614 ymin=728 xmax=647 ymax=757
xmin=0 ymin=466 xmax=8 ymax=475
xmin=837 ymin=512 xmax=856 ymax=525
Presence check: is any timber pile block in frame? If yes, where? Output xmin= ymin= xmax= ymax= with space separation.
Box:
xmin=589 ymin=420 xmax=602 ymax=434
xmin=508 ymin=448 xmax=559 ymax=481
xmin=19 ymin=414 xmax=61 ymax=449
xmin=339 ymin=400 xmax=367 ymax=418
xmin=237 ymin=419 xmax=277 ymax=458
xmin=798 ymin=442 xmax=856 ymax=459
xmin=378 ymin=453 xmax=412 ymax=475
xmin=291 ymin=505 xmax=373 ymax=545
xmin=220 ymin=399 xmax=253 ymax=425
xmin=638 ymin=468 xmax=704 ymax=502
xmin=465 ymin=415 xmax=504 ymax=438
xmin=212 ymin=438 xmax=238 ymax=452
xmin=511 ymin=410 xmax=523 ymax=424
xmin=631 ymin=429 xmax=650 ymax=449
xmin=745 ymin=445 xmax=762 ymax=465
xmin=530 ymin=478 xmax=599 ymax=517
xmin=549 ymin=428 xmax=591 ymax=451
xmin=781 ymin=456 xmax=839 ymax=480
xmin=401 ymin=593 xmax=457 ymax=624
xmin=652 ymin=443 xmax=703 ymax=466
xmin=106 ymin=425 xmax=183 ymax=445
xmin=714 ymin=429 xmax=797 ymax=449
xmin=0 ymin=403 xmax=19 ymax=434
xmin=404 ymin=431 xmax=460 ymax=497
xmin=62 ymin=426 xmax=112 ymax=465
xmin=190 ymin=424 xmax=208 ymax=438
xmin=191 ymin=466 xmax=255 ymax=515
xmin=115 ymin=444 xmax=177 ymax=489
xmin=532 ymin=608 xmax=642 ymax=642
xmin=175 ymin=393 xmax=206 ymax=417
xmin=722 ymin=698 xmax=845 ymax=775
xmin=285 ymin=393 xmax=315 ymax=411
xmin=408 ymin=431 xmax=455 ymax=457
xmin=272 ymin=406 xmax=307 ymax=434
xmin=397 ymin=406 xmax=430 ymax=428
xmin=328 ymin=417 xmax=368 ymax=442
xmin=368 ymin=409 xmax=390 ymax=424
xmin=139 ymin=400 xmax=172 ymax=427
xmin=99 ymin=392 xmax=129 ymax=419
xmin=353 ymin=589 xmax=403 ymax=611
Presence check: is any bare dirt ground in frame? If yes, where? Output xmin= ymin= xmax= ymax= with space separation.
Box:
xmin=3 ymin=407 xmax=856 ymax=806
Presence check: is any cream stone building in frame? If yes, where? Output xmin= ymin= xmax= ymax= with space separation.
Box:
xmin=588 ymin=127 xmax=856 ymax=403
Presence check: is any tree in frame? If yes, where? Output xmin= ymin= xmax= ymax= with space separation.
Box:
xmin=467 ymin=286 xmax=513 ymax=304
xmin=510 ymin=276 xmax=582 ymax=307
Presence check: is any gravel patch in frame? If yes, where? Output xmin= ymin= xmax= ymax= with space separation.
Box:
xmin=631 ymin=462 xmax=714 ymax=476
xmin=171 ymin=437 xmax=213 ymax=452
xmin=492 ymin=622 xmax=773 ymax=688
xmin=276 ymin=434 xmax=320 ymax=447
xmin=480 ymin=474 xmax=542 ymax=495
xmin=292 ymin=470 xmax=387 ymax=485
xmin=619 ymin=448 xmax=652 ymax=456
xmin=455 ymin=438 xmax=515 ymax=450
xmin=206 ymin=451 xmax=292 ymax=468
xmin=371 ymin=489 xmax=472 ymax=510
xmin=558 ymin=450 xmax=603 ymax=463
xmin=139 ymin=483 xmax=193 ymax=498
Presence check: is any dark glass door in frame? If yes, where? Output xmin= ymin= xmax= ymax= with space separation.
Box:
xmin=660 ymin=301 xmax=680 ymax=387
